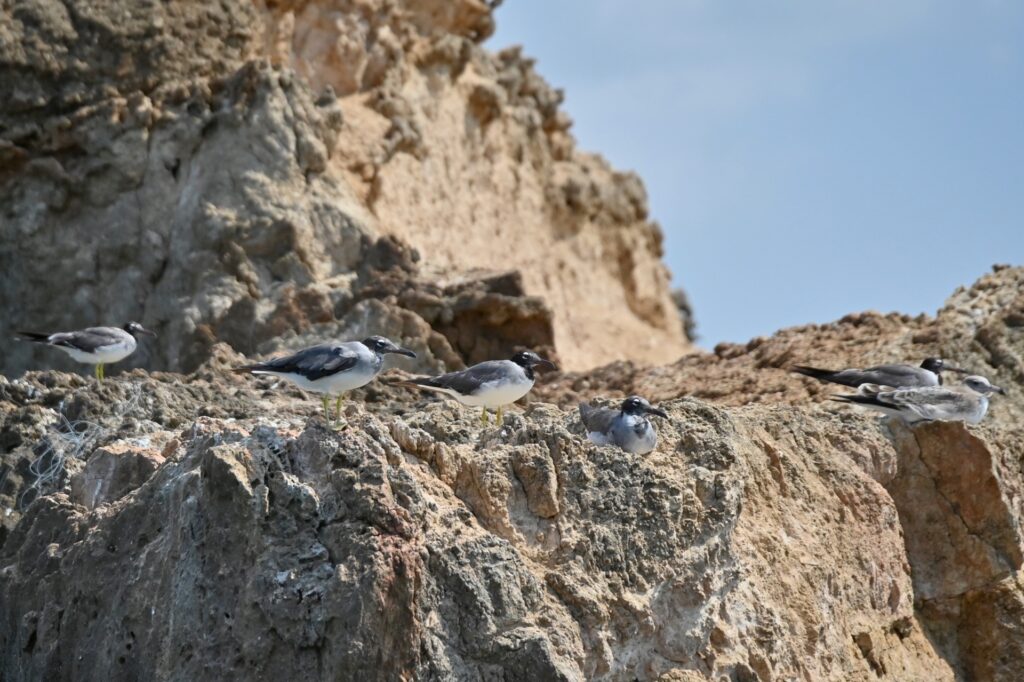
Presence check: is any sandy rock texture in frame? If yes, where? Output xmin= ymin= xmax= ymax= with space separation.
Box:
xmin=1 ymin=267 xmax=1023 ymax=681
xmin=540 ymin=264 xmax=1024 ymax=417
xmin=0 ymin=370 xmax=946 ymax=681
xmin=3 ymin=0 xmax=1024 ymax=679
xmin=0 ymin=0 xmax=689 ymax=378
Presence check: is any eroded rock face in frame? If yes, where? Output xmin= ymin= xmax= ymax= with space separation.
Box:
xmin=885 ymin=420 xmax=1024 ymax=681
xmin=539 ymin=265 xmax=1024 ymax=420
xmin=3 ymin=0 xmax=1024 ymax=679
xmin=2 ymin=268 xmax=1023 ymax=680
xmin=0 ymin=366 xmax=964 ymax=681
xmin=0 ymin=0 xmax=689 ymax=377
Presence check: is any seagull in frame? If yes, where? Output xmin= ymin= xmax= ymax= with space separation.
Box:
xmin=17 ymin=322 xmax=157 ymax=380
xmin=579 ymin=395 xmax=668 ymax=455
xmin=791 ymin=357 xmax=967 ymax=388
xmin=831 ymin=375 xmax=1005 ymax=425
xmin=233 ymin=336 xmax=415 ymax=422
xmin=399 ymin=350 xmax=556 ymax=425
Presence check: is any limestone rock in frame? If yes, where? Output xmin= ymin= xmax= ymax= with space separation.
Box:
xmin=539 ymin=265 xmax=1024 ymax=421
xmin=3 ymin=267 xmax=1024 ymax=680
xmin=1 ymin=0 xmax=689 ymax=378
xmin=0 ymin=363 xmax=976 ymax=681
xmin=4 ymin=0 xmax=1024 ymax=679
xmin=69 ymin=436 xmax=172 ymax=510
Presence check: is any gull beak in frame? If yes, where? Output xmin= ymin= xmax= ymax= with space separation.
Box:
xmin=139 ymin=327 xmax=157 ymax=338
xmin=536 ymin=359 xmax=557 ymax=371
xmin=646 ymin=407 xmax=669 ymax=419
xmin=945 ymin=366 xmax=969 ymax=374
xmin=389 ymin=347 xmax=417 ymax=359
xmin=993 ymin=385 xmax=1007 ymax=395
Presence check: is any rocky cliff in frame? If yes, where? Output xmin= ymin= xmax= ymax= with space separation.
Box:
xmin=0 ymin=0 xmax=689 ymax=377
xmin=3 ymin=1 xmax=1024 ymax=680
xmin=2 ymin=266 xmax=1023 ymax=681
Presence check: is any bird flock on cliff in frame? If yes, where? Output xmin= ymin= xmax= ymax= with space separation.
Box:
xmin=15 ymin=322 xmax=1007 ymax=455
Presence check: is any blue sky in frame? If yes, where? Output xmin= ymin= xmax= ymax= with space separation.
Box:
xmin=490 ymin=1 xmax=1024 ymax=347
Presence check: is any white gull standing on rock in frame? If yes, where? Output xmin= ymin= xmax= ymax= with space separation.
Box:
xmin=234 ymin=335 xmax=416 ymax=423
xmin=17 ymin=322 xmax=157 ymax=380
xmin=399 ymin=350 xmax=556 ymax=425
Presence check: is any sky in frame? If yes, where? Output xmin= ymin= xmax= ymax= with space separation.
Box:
xmin=489 ymin=1 xmax=1024 ymax=347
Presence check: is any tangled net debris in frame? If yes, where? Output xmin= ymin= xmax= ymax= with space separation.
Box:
xmin=18 ymin=386 xmax=144 ymax=510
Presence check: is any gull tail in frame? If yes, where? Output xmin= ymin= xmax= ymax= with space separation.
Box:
xmin=791 ymin=364 xmax=863 ymax=387
xmin=397 ymin=377 xmax=458 ymax=397
xmin=397 ymin=376 xmax=439 ymax=388
xmin=830 ymin=393 xmax=884 ymax=408
xmin=231 ymin=363 xmax=267 ymax=374
xmin=16 ymin=331 xmax=52 ymax=343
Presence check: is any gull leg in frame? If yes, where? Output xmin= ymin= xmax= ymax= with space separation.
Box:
xmin=100 ymin=364 xmax=105 ymax=381
xmin=336 ymin=395 xmax=344 ymax=420
xmin=480 ymin=408 xmax=488 ymax=425
xmin=321 ymin=395 xmax=332 ymax=425
xmin=496 ymin=405 xmax=503 ymax=425
xmin=94 ymin=364 xmax=102 ymax=381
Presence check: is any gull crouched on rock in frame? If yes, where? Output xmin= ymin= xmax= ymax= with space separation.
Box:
xmin=399 ymin=350 xmax=556 ymax=425
xmin=792 ymin=357 xmax=967 ymax=388
xmin=17 ymin=322 xmax=157 ymax=380
xmin=233 ymin=335 xmax=416 ymax=423
xmin=579 ymin=395 xmax=668 ymax=455
xmin=831 ymin=375 xmax=1005 ymax=425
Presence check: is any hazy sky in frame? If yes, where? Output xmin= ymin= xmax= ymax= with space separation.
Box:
xmin=490 ymin=1 xmax=1024 ymax=347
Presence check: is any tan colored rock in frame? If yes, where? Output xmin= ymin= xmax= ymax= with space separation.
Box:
xmin=887 ymin=421 xmax=1022 ymax=601
xmin=539 ymin=265 xmax=1024 ymax=418
xmin=4 ymin=0 xmax=1024 ymax=679
xmin=70 ymin=437 xmax=171 ymax=510
xmin=0 ymin=371 xmax=963 ymax=681
xmin=3 ymin=273 xmax=1022 ymax=681
xmin=958 ymin=571 xmax=1024 ymax=681
xmin=3 ymin=258 xmax=1024 ymax=682
xmin=1 ymin=0 xmax=689 ymax=379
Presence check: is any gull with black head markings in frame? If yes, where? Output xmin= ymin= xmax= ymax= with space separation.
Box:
xmin=791 ymin=357 xmax=967 ymax=389
xmin=579 ymin=395 xmax=668 ymax=455
xmin=399 ymin=350 xmax=556 ymax=425
xmin=17 ymin=322 xmax=157 ymax=381
xmin=233 ymin=336 xmax=416 ymax=423
xmin=831 ymin=375 xmax=1005 ymax=425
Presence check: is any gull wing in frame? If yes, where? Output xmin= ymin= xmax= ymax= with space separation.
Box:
xmin=247 ymin=343 xmax=360 ymax=381
xmin=411 ymin=361 xmax=512 ymax=396
xmin=794 ymin=363 xmax=932 ymax=388
xmin=579 ymin=403 xmax=618 ymax=434
xmin=874 ymin=386 xmax=974 ymax=421
xmin=49 ymin=327 xmax=126 ymax=353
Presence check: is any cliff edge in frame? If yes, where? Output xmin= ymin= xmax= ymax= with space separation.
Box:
xmin=0 ymin=0 xmax=689 ymax=376
xmin=3 ymin=2 xmax=1023 ymax=680
xmin=2 ymin=268 xmax=1022 ymax=681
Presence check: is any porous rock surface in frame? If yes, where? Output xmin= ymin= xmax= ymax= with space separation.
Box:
xmin=3 ymin=0 xmax=1024 ymax=679
xmin=1 ymin=267 xmax=1023 ymax=681
xmin=0 ymin=0 xmax=688 ymax=377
